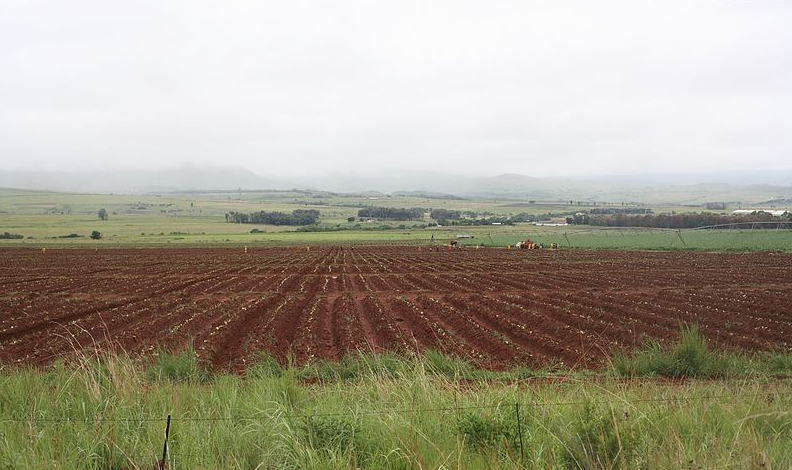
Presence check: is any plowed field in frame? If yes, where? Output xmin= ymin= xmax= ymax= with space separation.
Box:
xmin=1 ymin=247 xmax=791 ymax=371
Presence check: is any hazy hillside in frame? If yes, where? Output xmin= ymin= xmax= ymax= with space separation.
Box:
xmin=0 ymin=166 xmax=294 ymax=193
xmin=1 ymin=167 xmax=790 ymax=205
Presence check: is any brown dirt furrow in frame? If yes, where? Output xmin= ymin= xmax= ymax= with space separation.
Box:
xmin=2 ymin=246 xmax=791 ymax=371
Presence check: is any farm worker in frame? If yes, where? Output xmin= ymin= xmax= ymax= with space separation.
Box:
xmin=306 ymin=246 xmax=310 ymax=251
xmin=244 ymin=246 xmax=248 ymax=253
xmin=41 ymin=247 xmax=47 ymax=254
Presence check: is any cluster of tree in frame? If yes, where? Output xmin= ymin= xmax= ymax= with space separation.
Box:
xmin=568 ymin=211 xmax=790 ymax=229
xmin=437 ymin=217 xmax=514 ymax=226
xmin=0 ymin=232 xmax=23 ymax=239
xmin=297 ymin=224 xmax=395 ymax=232
xmin=431 ymin=212 xmax=574 ymax=226
xmin=429 ymin=209 xmax=461 ymax=220
xmin=225 ymin=209 xmax=320 ymax=225
xmin=357 ymin=207 xmax=424 ymax=220
xmin=510 ymin=212 xmax=572 ymax=223
xmin=589 ymin=208 xmax=653 ymax=215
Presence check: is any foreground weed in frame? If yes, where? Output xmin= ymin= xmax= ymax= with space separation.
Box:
xmin=611 ymin=324 xmax=773 ymax=378
xmin=560 ymin=401 xmax=641 ymax=469
xmin=146 ymin=346 xmax=210 ymax=383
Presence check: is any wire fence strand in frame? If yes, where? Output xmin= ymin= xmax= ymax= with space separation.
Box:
xmin=0 ymin=389 xmax=784 ymax=424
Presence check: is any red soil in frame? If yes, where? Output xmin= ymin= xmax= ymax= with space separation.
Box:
xmin=1 ymin=246 xmax=791 ymax=371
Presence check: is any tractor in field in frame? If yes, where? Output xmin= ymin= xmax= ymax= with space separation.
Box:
xmin=516 ymin=239 xmax=538 ymax=249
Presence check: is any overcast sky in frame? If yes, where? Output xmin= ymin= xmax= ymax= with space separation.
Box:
xmin=1 ymin=0 xmax=790 ymax=178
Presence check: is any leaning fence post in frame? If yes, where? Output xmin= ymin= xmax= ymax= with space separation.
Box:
xmin=160 ymin=414 xmax=171 ymax=470
xmin=515 ymin=402 xmax=524 ymax=464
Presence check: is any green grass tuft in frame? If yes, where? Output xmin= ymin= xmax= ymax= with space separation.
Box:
xmin=613 ymin=325 xmax=728 ymax=378
xmin=146 ymin=346 xmax=211 ymax=383
xmin=612 ymin=324 xmax=792 ymax=378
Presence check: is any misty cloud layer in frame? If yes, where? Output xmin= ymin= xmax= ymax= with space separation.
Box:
xmin=1 ymin=1 xmax=790 ymax=178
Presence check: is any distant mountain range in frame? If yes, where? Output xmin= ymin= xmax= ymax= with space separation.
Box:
xmin=0 ymin=166 xmax=790 ymax=205
xmin=0 ymin=166 xmax=295 ymax=193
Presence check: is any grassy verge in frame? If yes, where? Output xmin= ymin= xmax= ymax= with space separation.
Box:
xmin=612 ymin=325 xmax=792 ymax=378
xmin=2 ymin=339 xmax=792 ymax=469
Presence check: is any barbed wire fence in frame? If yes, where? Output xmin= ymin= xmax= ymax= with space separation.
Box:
xmin=1 ymin=389 xmax=786 ymax=468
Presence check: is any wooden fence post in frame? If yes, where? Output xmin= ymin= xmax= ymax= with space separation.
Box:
xmin=515 ymin=402 xmax=524 ymax=464
xmin=160 ymin=414 xmax=171 ymax=470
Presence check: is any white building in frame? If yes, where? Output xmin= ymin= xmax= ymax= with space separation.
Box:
xmin=732 ymin=210 xmax=789 ymax=217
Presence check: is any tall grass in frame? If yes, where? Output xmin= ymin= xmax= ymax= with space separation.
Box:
xmin=1 ymin=347 xmax=792 ymax=468
xmin=612 ymin=324 xmax=792 ymax=378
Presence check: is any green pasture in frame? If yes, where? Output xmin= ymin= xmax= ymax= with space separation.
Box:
xmin=1 ymin=188 xmax=790 ymax=251
xmin=2 ymin=219 xmax=790 ymax=252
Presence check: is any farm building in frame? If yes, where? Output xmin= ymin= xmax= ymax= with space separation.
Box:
xmin=732 ymin=209 xmax=789 ymax=217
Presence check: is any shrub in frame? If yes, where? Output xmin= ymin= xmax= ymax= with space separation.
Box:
xmin=456 ymin=412 xmax=503 ymax=450
xmin=90 ymin=230 xmax=102 ymax=240
xmin=146 ymin=347 xmax=210 ymax=383
xmin=424 ymin=349 xmax=479 ymax=379
xmin=561 ymin=402 xmax=639 ymax=469
xmin=0 ymin=232 xmax=24 ymax=239
xmin=302 ymin=415 xmax=359 ymax=451
xmin=455 ymin=408 xmax=525 ymax=454
xmin=296 ymin=353 xmax=410 ymax=382
xmin=613 ymin=325 xmax=728 ymax=378
xmin=764 ymin=351 xmax=792 ymax=374
xmin=246 ymin=352 xmax=283 ymax=379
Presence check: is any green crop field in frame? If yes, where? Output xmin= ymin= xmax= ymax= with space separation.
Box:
xmin=1 ymin=188 xmax=790 ymax=251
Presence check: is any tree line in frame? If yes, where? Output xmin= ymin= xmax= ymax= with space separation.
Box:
xmin=429 ymin=209 xmax=461 ymax=220
xmin=357 ymin=207 xmax=424 ymax=220
xmin=567 ymin=211 xmax=791 ymax=229
xmin=589 ymin=208 xmax=653 ymax=215
xmin=225 ymin=209 xmax=320 ymax=225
